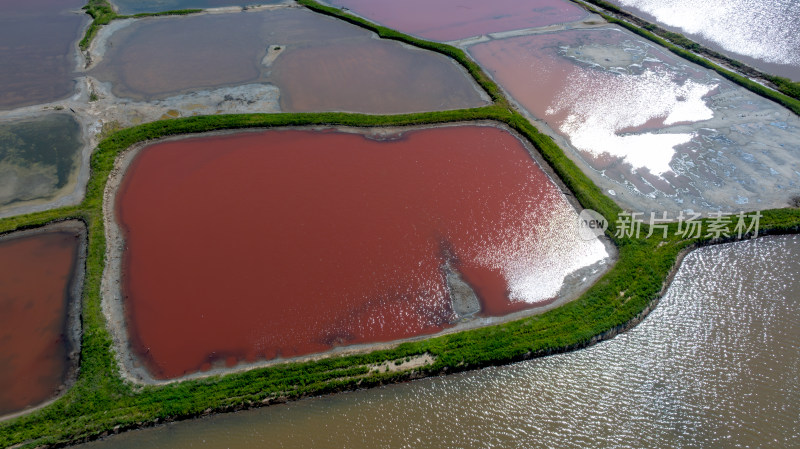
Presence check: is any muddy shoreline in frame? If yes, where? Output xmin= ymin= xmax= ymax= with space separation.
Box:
xmin=0 ymin=219 xmax=87 ymax=423
xmin=101 ymin=120 xmax=616 ymax=385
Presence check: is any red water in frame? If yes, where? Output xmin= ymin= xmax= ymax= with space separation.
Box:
xmin=0 ymin=231 xmax=80 ymax=416
xmin=118 ymin=126 xmax=605 ymax=379
xmin=0 ymin=0 xmax=87 ymax=109
xmin=326 ymin=0 xmax=588 ymax=42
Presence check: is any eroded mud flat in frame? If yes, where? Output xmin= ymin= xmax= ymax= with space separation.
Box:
xmin=0 ymin=114 xmax=84 ymax=213
xmin=608 ymin=0 xmax=800 ymax=80
xmin=0 ymin=223 xmax=84 ymax=417
xmin=89 ymin=8 xmax=488 ymax=113
xmin=471 ymin=27 xmax=800 ymax=214
xmin=78 ymin=235 xmax=800 ymax=449
xmin=110 ymin=0 xmax=286 ymax=15
xmin=0 ymin=0 xmax=87 ymax=110
xmin=112 ymin=125 xmax=608 ymax=380
xmin=324 ymin=0 xmax=588 ymax=42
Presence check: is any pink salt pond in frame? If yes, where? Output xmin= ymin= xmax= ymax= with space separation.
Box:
xmin=90 ymin=8 xmax=488 ymax=113
xmin=115 ymin=125 xmax=608 ymax=380
xmin=325 ymin=0 xmax=589 ymax=41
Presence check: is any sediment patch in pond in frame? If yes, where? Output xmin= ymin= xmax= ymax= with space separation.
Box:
xmin=470 ymin=26 xmax=800 ymax=214
xmin=0 ymin=220 xmax=86 ymax=419
xmin=0 ymin=113 xmax=84 ymax=213
xmin=89 ymin=7 xmax=488 ymax=112
xmin=104 ymin=123 xmax=611 ymax=382
xmin=0 ymin=0 xmax=88 ymax=110
xmin=109 ymin=0 xmax=288 ymax=15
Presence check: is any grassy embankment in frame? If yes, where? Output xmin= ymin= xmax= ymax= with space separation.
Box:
xmin=2 ymin=1 xmax=800 ymax=447
xmin=573 ymin=0 xmax=800 ymax=115
xmin=79 ymin=0 xmax=201 ymax=50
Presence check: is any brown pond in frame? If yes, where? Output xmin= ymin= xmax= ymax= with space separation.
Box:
xmin=116 ymin=125 xmax=608 ymax=380
xmin=325 ymin=0 xmax=589 ymax=42
xmin=90 ymin=8 xmax=487 ymax=113
xmin=0 ymin=0 xmax=87 ymax=110
xmin=0 ymin=225 xmax=83 ymax=417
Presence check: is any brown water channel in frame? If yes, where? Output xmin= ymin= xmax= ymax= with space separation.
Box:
xmin=90 ymin=8 xmax=488 ymax=113
xmin=79 ymin=235 xmax=799 ymax=448
xmin=0 ymin=222 xmax=85 ymax=418
xmin=471 ymin=27 xmax=800 ymax=214
xmin=113 ymin=125 xmax=609 ymax=380
xmin=324 ymin=0 xmax=589 ymax=42
xmin=0 ymin=0 xmax=87 ymax=110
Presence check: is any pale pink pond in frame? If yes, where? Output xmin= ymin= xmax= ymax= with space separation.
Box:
xmin=91 ymin=8 xmax=487 ymax=113
xmin=325 ymin=0 xmax=588 ymax=42
xmin=0 ymin=0 xmax=87 ymax=109
xmin=471 ymin=27 xmax=800 ymax=214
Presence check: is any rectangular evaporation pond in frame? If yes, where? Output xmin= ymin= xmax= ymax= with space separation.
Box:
xmin=110 ymin=0 xmax=285 ymax=15
xmin=606 ymin=0 xmax=800 ymax=81
xmin=325 ymin=0 xmax=589 ymax=42
xmin=0 ymin=225 xmax=83 ymax=417
xmin=115 ymin=125 xmax=608 ymax=380
xmin=470 ymin=27 xmax=800 ymax=214
xmin=0 ymin=0 xmax=87 ymax=110
xmin=0 ymin=113 xmax=83 ymax=211
xmin=89 ymin=8 xmax=488 ymax=113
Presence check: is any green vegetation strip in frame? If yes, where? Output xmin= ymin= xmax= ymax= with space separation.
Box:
xmin=80 ymin=0 xmax=201 ymax=50
xmin=2 ymin=1 xmax=800 ymax=447
xmin=572 ymin=0 xmax=800 ymax=114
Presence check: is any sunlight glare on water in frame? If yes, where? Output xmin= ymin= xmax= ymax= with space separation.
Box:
xmin=76 ymin=235 xmax=800 ymax=448
xmin=546 ymin=68 xmax=716 ymax=176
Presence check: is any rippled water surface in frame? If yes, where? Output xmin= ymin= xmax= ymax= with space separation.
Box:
xmin=79 ymin=235 xmax=800 ymax=448
xmin=608 ymin=0 xmax=800 ymax=80
xmin=471 ymin=27 xmax=800 ymax=214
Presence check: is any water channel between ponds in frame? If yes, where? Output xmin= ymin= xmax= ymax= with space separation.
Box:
xmin=107 ymin=124 xmax=611 ymax=381
xmin=0 ymin=221 xmax=85 ymax=419
xmin=89 ymin=7 xmax=489 ymax=113
xmin=79 ymin=234 xmax=800 ymax=448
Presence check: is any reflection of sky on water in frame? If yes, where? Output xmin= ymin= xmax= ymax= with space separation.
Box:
xmin=471 ymin=27 xmax=800 ymax=213
xmin=547 ymin=68 xmax=716 ymax=176
xmin=610 ymin=0 xmax=800 ymax=73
